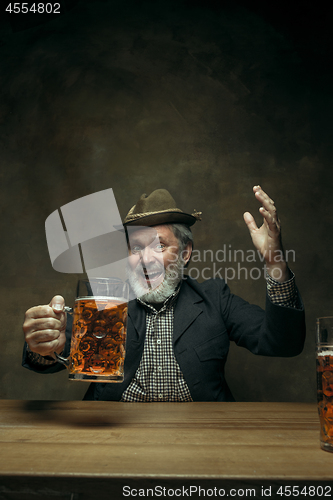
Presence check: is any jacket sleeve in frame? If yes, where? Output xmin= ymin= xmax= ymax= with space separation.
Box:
xmin=219 ymin=280 xmax=306 ymax=357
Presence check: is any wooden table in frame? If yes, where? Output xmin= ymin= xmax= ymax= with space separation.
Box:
xmin=0 ymin=401 xmax=332 ymax=499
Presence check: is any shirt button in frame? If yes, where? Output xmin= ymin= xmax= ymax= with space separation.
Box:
xmin=156 ymin=339 xmax=161 ymax=344
xmin=159 ymin=394 xmax=163 ymax=399
xmin=158 ymin=366 xmax=162 ymax=372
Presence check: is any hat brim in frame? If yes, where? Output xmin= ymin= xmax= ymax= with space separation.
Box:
xmin=123 ymin=211 xmax=197 ymax=227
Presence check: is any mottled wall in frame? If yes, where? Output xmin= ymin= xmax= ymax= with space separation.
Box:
xmin=1 ymin=0 xmax=332 ymax=401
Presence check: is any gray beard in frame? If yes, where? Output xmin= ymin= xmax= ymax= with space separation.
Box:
xmin=127 ymin=255 xmax=184 ymax=304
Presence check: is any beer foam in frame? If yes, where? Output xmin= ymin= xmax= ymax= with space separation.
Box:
xmin=318 ymin=350 xmax=333 ymax=357
xmin=75 ymin=296 xmax=128 ymax=303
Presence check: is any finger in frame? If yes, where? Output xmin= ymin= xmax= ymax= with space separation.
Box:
xmin=243 ymin=212 xmax=259 ymax=234
xmin=26 ymin=316 xmax=64 ymax=334
xmin=253 ymin=185 xmax=273 ymax=201
xmin=259 ymin=207 xmax=280 ymax=233
xmin=25 ymin=302 xmax=64 ymax=322
xmin=26 ymin=326 xmax=66 ymax=355
xmin=254 ymin=187 xmax=275 ymax=209
xmin=253 ymin=185 xmax=274 ymax=204
xmin=24 ymin=304 xmax=56 ymax=321
xmin=49 ymin=295 xmax=65 ymax=313
xmin=26 ymin=328 xmax=61 ymax=344
xmin=23 ymin=308 xmax=66 ymax=336
xmin=254 ymin=189 xmax=278 ymax=224
xmin=29 ymin=337 xmax=63 ymax=357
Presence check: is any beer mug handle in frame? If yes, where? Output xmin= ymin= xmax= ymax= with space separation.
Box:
xmin=53 ymin=306 xmax=73 ymax=367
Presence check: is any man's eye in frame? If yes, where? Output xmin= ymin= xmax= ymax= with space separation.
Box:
xmin=131 ymin=246 xmax=142 ymax=253
xmin=154 ymin=244 xmax=165 ymax=252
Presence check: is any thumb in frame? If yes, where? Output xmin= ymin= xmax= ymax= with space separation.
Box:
xmin=49 ymin=295 xmax=65 ymax=313
xmin=243 ymin=212 xmax=258 ymax=233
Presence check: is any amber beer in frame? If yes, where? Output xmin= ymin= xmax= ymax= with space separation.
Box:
xmin=317 ymin=351 xmax=333 ymax=450
xmin=69 ymin=297 xmax=127 ymax=381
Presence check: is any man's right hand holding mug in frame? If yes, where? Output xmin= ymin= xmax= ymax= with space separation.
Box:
xmin=23 ymin=295 xmax=67 ymax=358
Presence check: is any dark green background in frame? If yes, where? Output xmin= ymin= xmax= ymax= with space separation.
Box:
xmin=1 ymin=0 xmax=332 ymax=401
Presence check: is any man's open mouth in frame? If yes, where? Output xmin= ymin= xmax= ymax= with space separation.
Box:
xmin=144 ymin=270 xmax=163 ymax=283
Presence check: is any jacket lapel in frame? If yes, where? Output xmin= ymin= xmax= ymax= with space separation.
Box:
xmin=127 ymin=298 xmax=146 ymax=342
xmin=173 ymin=280 xmax=203 ymax=343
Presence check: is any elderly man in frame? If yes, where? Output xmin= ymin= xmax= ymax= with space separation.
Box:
xmin=22 ymin=186 xmax=305 ymax=402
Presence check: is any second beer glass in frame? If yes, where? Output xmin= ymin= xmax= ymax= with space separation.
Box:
xmin=316 ymin=316 xmax=333 ymax=453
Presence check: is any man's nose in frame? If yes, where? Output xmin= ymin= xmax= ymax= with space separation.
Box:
xmin=140 ymin=246 xmax=155 ymax=266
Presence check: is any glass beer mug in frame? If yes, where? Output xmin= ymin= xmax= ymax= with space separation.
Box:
xmin=55 ymin=278 xmax=129 ymax=383
xmin=316 ymin=317 xmax=333 ymax=452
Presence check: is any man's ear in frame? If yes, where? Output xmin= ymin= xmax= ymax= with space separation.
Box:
xmin=182 ymin=242 xmax=193 ymax=266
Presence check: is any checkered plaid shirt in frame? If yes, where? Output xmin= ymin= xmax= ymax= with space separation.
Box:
xmin=121 ymin=285 xmax=192 ymax=402
xmin=26 ymin=272 xmax=299 ymax=399
xmin=266 ymin=270 xmax=297 ymax=307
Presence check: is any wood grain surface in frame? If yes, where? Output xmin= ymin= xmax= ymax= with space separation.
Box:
xmin=0 ymin=401 xmax=332 ymax=499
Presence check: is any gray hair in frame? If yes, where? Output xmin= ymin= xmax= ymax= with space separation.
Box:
xmin=166 ymin=223 xmax=193 ymax=266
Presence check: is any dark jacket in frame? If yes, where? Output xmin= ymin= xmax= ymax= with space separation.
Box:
xmin=22 ymin=277 xmax=306 ymax=401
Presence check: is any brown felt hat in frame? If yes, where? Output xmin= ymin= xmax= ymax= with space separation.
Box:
xmin=123 ymin=189 xmax=202 ymax=227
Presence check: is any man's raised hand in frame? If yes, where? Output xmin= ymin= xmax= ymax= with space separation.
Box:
xmin=243 ymin=185 xmax=290 ymax=282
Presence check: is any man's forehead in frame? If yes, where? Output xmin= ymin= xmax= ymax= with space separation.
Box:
xmin=127 ymin=225 xmax=179 ymax=247
xmin=128 ymin=224 xmax=170 ymax=238
xmin=128 ymin=226 xmax=159 ymax=241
